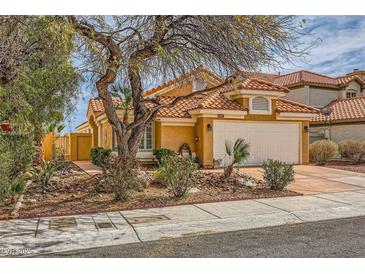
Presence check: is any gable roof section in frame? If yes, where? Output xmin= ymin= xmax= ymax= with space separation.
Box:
xmin=312 ymin=97 xmax=365 ymax=123
xmin=273 ymin=70 xmax=339 ymax=88
xmin=335 ymin=74 xmax=364 ymax=86
xmin=272 ymin=70 xmax=364 ymax=89
xmin=143 ymin=66 xmax=224 ymax=97
xmin=188 ymin=91 xmax=247 ymax=111
xmin=157 ymin=91 xmax=246 ymax=118
xmin=87 ymin=90 xmax=317 ymax=120
xmin=237 ymin=78 xmax=289 ymax=93
xmin=89 ymin=98 xmax=124 ymax=113
xmin=156 ymin=96 xmax=196 ymax=118
xmin=276 ymin=98 xmax=319 ymax=114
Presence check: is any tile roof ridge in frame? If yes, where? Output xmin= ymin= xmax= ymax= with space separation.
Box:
xmin=144 ymin=66 xmax=224 ymax=97
xmin=277 ymin=98 xmax=320 ymax=111
xmin=274 ymin=70 xmax=301 ymax=79
xmin=300 ymin=70 xmax=337 ymax=80
xmin=330 ymin=96 xmax=365 ymax=104
xmin=248 ymin=77 xmax=290 ymax=92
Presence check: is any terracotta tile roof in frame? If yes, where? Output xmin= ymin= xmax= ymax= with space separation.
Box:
xmin=335 ymin=75 xmax=364 ymax=86
xmin=89 ymin=98 xmax=124 ymax=113
xmin=156 ymin=91 xmax=246 ymax=118
xmin=143 ymin=66 xmax=224 ymax=97
xmin=188 ymin=91 xmax=247 ymax=111
xmin=273 ymin=70 xmax=338 ymax=88
xmin=272 ymin=70 xmax=364 ymax=89
xmin=312 ymin=97 xmax=365 ymax=123
xmin=237 ymin=78 xmax=289 ymax=93
xmin=156 ymin=96 xmax=196 ymax=118
xmin=276 ymin=98 xmax=320 ymax=114
xmin=88 ymin=91 xmax=317 ymax=119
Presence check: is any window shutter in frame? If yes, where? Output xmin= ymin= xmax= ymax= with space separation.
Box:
xmin=252 ymin=97 xmax=269 ymax=111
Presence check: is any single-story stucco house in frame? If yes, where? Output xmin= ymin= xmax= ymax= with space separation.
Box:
xmin=76 ymin=67 xmax=319 ymax=167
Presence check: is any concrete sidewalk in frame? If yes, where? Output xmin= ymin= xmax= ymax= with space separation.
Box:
xmin=1 ymin=190 xmax=365 ymax=257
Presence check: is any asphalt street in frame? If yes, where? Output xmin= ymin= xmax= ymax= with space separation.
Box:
xmin=42 ymin=216 xmax=365 ymax=258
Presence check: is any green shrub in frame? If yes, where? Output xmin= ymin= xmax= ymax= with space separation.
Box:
xmin=31 ymin=160 xmax=56 ymax=194
xmin=0 ymin=132 xmax=36 ymax=179
xmin=0 ymin=132 xmax=35 ymax=201
xmin=104 ymin=156 xmax=141 ymax=201
xmin=153 ymin=148 xmax=176 ymax=165
xmin=338 ymin=139 xmax=365 ymax=164
xmin=309 ymin=140 xmax=337 ymax=165
xmin=262 ymin=159 xmax=295 ymax=191
xmin=90 ymin=147 xmax=112 ymax=167
xmin=0 ymin=176 xmax=26 ymax=203
xmin=156 ymin=155 xmax=198 ymax=198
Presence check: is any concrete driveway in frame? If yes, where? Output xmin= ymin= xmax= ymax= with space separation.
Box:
xmin=241 ymin=165 xmax=365 ymax=195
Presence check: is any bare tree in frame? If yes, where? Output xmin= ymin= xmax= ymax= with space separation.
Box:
xmin=69 ymin=15 xmax=309 ymax=159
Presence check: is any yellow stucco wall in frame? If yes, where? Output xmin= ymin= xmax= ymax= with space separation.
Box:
xmin=64 ymin=133 xmax=92 ymax=161
xmin=163 ymin=84 xmax=193 ymax=96
xmin=195 ymin=117 xmax=214 ymax=167
xmin=42 ymin=133 xmax=92 ymax=161
xmin=301 ymin=120 xmax=310 ymax=164
xmin=159 ymin=125 xmax=195 ymax=152
xmin=162 ymin=80 xmax=221 ymax=97
xmin=100 ymin=121 xmax=113 ymax=149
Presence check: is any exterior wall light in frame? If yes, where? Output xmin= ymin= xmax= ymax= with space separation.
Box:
xmin=207 ymin=124 xmax=213 ymax=131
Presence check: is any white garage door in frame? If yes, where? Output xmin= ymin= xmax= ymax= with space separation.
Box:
xmin=213 ymin=121 xmax=300 ymax=166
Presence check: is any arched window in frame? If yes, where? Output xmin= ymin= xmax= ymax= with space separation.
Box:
xmin=250 ymin=96 xmax=271 ymax=114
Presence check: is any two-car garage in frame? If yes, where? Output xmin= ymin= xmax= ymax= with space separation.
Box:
xmin=213 ymin=121 xmax=301 ymax=166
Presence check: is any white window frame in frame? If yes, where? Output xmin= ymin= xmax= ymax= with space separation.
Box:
xmin=249 ymin=96 xmax=272 ymax=115
xmin=346 ymin=91 xmax=357 ymax=98
xmin=112 ymin=124 xmax=153 ymax=152
xmin=139 ymin=124 xmax=153 ymax=151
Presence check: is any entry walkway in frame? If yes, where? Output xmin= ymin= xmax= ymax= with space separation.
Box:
xmin=73 ymin=161 xmax=102 ymax=176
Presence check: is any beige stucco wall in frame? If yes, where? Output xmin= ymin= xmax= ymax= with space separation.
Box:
xmin=345 ymin=80 xmax=361 ymax=93
xmin=285 ymin=86 xmax=310 ymax=105
xmin=308 ymin=88 xmax=339 ymax=107
xmin=312 ymin=123 xmax=365 ymax=143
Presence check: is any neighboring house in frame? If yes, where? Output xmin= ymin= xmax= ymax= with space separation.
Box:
xmin=76 ymin=67 xmax=319 ymax=167
xmin=247 ymin=69 xmax=365 ymax=142
xmin=250 ymin=70 xmax=365 ymax=108
xmin=311 ymin=97 xmax=365 ymax=143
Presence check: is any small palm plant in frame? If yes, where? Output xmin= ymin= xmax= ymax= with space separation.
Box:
xmin=224 ymin=138 xmax=250 ymax=178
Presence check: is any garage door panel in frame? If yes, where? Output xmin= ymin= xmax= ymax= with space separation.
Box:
xmin=213 ymin=121 xmax=299 ymax=166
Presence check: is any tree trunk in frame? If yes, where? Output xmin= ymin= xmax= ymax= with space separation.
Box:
xmin=224 ymin=165 xmax=233 ymax=178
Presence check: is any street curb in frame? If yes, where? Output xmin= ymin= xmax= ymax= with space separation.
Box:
xmin=11 ymin=180 xmax=31 ymax=218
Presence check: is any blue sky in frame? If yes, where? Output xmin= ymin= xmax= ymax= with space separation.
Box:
xmin=68 ymin=15 xmax=365 ymax=132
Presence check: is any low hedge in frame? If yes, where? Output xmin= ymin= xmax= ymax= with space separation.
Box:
xmin=90 ymin=147 xmax=112 ymax=167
